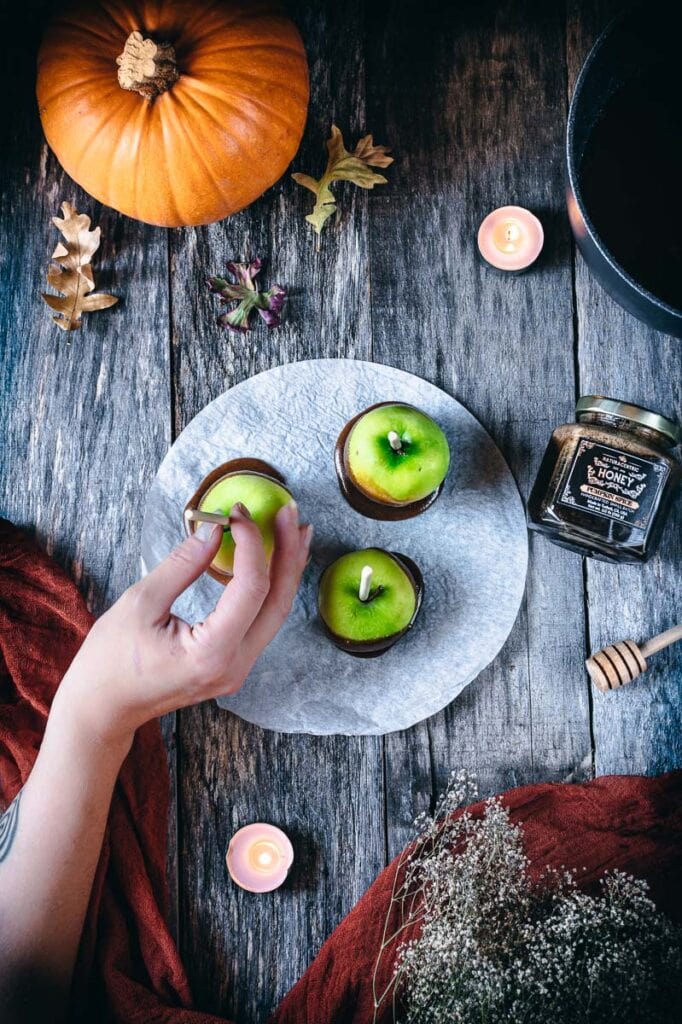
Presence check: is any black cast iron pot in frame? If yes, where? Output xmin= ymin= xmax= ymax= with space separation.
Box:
xmin=567 ymin=4 xmax=682 ymax=338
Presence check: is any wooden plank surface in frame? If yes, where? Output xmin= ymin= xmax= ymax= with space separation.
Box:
xmin=170 ymin=4 xmax=384 ymax=1019
xmin=0 ymin=4 xmax=170 ymax=614
xmin=0 ymin=0 xmax=179 ymax=937
xmin=566 ymin=0 xmax=682 ymax=776
xmin=366 ymin=0 xmax=592 ymax=856
xmin=0 ymin=2 xmax=680 ymax=1023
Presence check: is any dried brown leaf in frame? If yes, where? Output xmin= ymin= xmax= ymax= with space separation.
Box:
xmin=292 ymin=125 xmax=393 ymax=236
xmin=42 ymin=201 xmax=118 ymax=332
xmin=352 ymin=133 xmax=394 ymax=168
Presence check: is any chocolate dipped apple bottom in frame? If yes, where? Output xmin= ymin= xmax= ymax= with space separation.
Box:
xmin=318 ymin=548 xmax=423 ymax=657
xmin=184 ymin=458 xmax=294 ymax=584
xmin=335 ymin=402 xmax=450 ymax=519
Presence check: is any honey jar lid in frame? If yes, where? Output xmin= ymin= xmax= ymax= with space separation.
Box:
xmin=576 ymin=396 xmax=681 ymax=446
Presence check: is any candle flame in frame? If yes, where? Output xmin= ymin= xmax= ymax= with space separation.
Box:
xmin=493 ymin=219 xmax=523 ymax=254
xmin=248 ymin=839 xmax=281 ymax=873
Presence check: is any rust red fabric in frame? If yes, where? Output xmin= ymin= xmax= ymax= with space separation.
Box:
xmin=0 ymin=520 xmax=218 ymax=1024
xmin=273 ymin=772 xmax=682 ymax=1024
xmin=0 ymin=519 xmax=680 ymax=1024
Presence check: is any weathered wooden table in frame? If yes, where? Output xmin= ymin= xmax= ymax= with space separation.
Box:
xmin=2 ymin=1 xmax=681 ymax=1020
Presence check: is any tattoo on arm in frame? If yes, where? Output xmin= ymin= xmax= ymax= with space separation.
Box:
xmin=0 ymin=791 xmax=21 ymax=863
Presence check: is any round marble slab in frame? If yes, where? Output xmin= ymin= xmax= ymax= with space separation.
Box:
xmin=141 ymin=359 xmax=528 ymax=735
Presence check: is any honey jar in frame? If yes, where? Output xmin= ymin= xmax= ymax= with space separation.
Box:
xmin=527 ymin=397 xmax=681 ymax=562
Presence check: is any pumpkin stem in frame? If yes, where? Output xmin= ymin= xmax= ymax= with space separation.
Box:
xmin=116 ymin=30 xmax=179 ymax=99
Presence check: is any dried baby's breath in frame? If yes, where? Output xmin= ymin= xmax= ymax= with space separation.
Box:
xmin=373 ymin=771 xmax=682 ymax=1023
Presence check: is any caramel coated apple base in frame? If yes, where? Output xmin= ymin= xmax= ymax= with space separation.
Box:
xmin=184 ymin=457 xmax=288 ymax=584
xmin=320 ymin=552 xmax=424 ymax=658
xmin=334 ymin=403 xmax=443 ymax=521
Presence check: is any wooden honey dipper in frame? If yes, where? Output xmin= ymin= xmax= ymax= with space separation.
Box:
xmin=586 ymin=622 xmax=682 ymax=691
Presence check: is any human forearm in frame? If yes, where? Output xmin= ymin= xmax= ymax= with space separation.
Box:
xmin=0 ymin=690 xmax=132 ymax=1019
xmin=0 ymin=502 xmax=310 ymax=1021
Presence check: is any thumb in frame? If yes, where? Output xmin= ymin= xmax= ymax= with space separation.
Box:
xmin=141 ymin=522 xmax=223 ymax=621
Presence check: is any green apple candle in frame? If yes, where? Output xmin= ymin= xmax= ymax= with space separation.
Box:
xmin=335 ymin=402 xmax=450 ymax=520
xmin=318 ymin=548 xmax=423 ymax=657
xmin=184 ymin=459 xmax=293 ymax=582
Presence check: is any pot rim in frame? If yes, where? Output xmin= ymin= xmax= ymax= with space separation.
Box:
xmin=566 ymin=6 xmax=682 ymax=325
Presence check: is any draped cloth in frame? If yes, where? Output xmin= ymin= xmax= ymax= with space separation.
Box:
xmin=1 ymin=519 xmax=680 ymax=1023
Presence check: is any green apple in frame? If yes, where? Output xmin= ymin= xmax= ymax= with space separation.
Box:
xmin=318 ymin=548 xmax=418 ymax=644
xmin=346 ymin=403 xmax=450 ymax=505
xmin=198 ymin=472 xmax=293 ymax=576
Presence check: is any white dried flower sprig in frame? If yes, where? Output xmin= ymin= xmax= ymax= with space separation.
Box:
xmin=372 ymin=770 xmax=682 ymax=1024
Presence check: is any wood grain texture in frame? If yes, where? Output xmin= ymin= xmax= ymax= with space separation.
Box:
xmin=1 ymin=2 xmax=680 ymax=1022
xmin=0 ymin=10 xmax=170 ymax=615
xmin=170 ymin=4 xmax=383 ymax=1020
xmin=178 ymin=706 xmax=384 ymax=1022
xmin=365 ymin=0 xmax=592 ymax=854
xmin=567 ymin=0 xmax=682 ymax=776
xmin=0 ymin=0 xmax=177 ymax=938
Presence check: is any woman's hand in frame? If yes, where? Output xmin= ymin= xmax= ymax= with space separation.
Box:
xmin=56 ymin=501 xmax=312 ymax=749
xmin=2 ymin=502 xmax=312 ymax=1017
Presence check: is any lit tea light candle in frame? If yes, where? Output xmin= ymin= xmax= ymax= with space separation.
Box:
xmin=226 ymin=823 xmax=294 ymax=893
xmin=477 ymin=205 xmax=544 ymax=272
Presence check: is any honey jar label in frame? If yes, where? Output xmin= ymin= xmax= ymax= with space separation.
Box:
xmin=558 ymin=439 xmax=669 ymax=530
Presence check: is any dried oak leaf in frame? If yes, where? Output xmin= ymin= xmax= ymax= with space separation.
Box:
xmin=208 ymin=259 xmax=286 ymax=333
xmin=292 ymin=124 xmax=393 ymax=236
xmin=42 ymin=202 xmax=118 ymax=332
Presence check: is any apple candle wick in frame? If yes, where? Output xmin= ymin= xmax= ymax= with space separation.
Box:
xmin=184 ymin=508 xmax=231 ymax=527
xmin=388 ymin=430 xmax=402 ymax=452
xmin=359 ymin=565 xmax=373 ymax=602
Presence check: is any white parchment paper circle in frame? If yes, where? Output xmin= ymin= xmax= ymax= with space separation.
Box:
xmin=141 ymin=359 xmax=528 ymax=735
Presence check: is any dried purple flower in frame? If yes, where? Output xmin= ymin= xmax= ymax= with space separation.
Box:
xmin=208 ymin=259 xmax=286 ymax=333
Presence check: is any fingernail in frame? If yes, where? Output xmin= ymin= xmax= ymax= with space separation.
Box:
xmin=231 ymin=502 xmax=252 ymax=520
xmin=302 ymin=523 xmax=314 ymax=549
xmin=196 ymin=522 xmax=221 ymax=545
xmin=276 ymin=500 xmax=298 ymax=524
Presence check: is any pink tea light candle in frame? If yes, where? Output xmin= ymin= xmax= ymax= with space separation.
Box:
xmin=226 ymin=823 xmax=294 ymax=893
xmin=477 ymin=205 xmax=544 ymax=272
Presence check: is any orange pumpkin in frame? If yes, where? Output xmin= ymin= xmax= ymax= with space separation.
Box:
xmin=37 ymin=1 xmax=309 ymax=227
